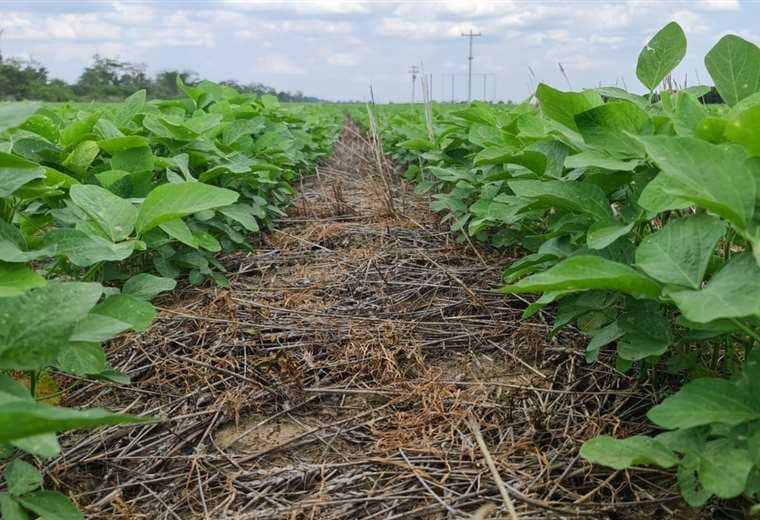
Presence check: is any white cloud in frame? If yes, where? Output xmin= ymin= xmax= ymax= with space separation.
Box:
xmin=4 ymin=12 xmax=121 ymax=41
xmin=0 ymin=0 xmax=753 ymax=102
xmin=671 ymin=10 xmax=710 ymax=33
xmin=588 ymin=34 xmax=626 ymax=47
xmin=377 ymin=18 xmax=462 ymax=40
xmin=254 ymin=54 xmax=306 ymax=74
xmin=578 ymin=4 xmax=632 ymax=30
xmin=393 ymin=0 xmax=514 ymax=18
xmin=234 ymin=29 xmax=260 ymax=41
xmin=130 ymin=11 xmax=215 ymax=48
xmin=697 ymin=0 xmax=740 ymax=11
xmin=547 ymin=52 xmax=599 ymax=72
xmin=28 ymin=41 xmax=136 ymax=66
xmin=221 ymin=0 xmax=370 ymax=14
xmin=108 ymin=1 xmax=154 ymax=24
xmin=320 ymin=48 xmax=360 ymax=65
xmin=280 ymin=19 xmax=354 ymax=34
xmin=391 ymin=1 xmax=556 ymax=27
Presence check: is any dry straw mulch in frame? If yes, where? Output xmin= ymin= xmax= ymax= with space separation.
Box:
xmin=51 ymin=120 xmax=690 ymax=519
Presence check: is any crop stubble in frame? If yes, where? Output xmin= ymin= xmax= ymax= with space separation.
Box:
xmin=51 ymin=120 xmax=686 ymax=519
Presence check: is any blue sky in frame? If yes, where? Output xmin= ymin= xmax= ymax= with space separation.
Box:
xmin=0 ymin=0 xmax=755 ymax=102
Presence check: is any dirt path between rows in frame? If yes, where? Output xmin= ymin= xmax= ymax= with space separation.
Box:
xmin=53 ymin=121 xmax=683 ymax=519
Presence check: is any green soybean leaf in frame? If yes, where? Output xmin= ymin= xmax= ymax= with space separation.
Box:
xmin=0 ymin=493 xmax=28 ymax=520
xmin=0 ymin=282 xmax=102 ymax=370
xmin=637 ymin=170 xmax=692 ymax=213
xmin=648 ymin=377 xmax=760 ymax=429
xmin=0 ymin=102 xmax=40 ymax=132
xmin=508 ymin=179 xmax=613 ymax=220
xmin=218 ymin=204 xmax=260 ymax=232
xmin=587 ymin=219 xmax=636 ymax=250
xmin=69 ymin=185 xmax=137 ymax=242
xmin=617 ymin=301 xmax=673 ymax=360
xmin=0 ymin=403 xmax=152 ymax=443
xmin=564 ymin=151 xmax=640 ymax=171
xmin=0 ymin=263 xmax=46 ymax=298
xmin=677 ymin=452 xmax=712 ymax=507
xmin=740 ymin=349 xmax=760 ymax=397
xmin=195 ymin=231 xmax=221 ymax=252
xmin=60 ymin=112 xmax=100 ymax=148
xmin=580 ymin=435 xmax=678 ymax=470
xmin=159 ymin=219 xmax=198 ymax=248
xmin=698 ymin=440 xmax=754 ymax=499
xmin=69 ymin=314 xmax=130 ymax=343
xmin=725 ymin=104 xmax=760 ymax=156
xmin=474 ymin=148 xmax=547 ymax=174
xmin=42 ymin=167 xmax=78 ymax=189
xmin=0 ymin=220 xmax=28 ymax=260
xmin=534 ymin=83 xmax=603 ymax=132
xmin=122 ymin=273 xmax=176 ymax=301
xmin=92 ymin=294 xmax=155 ymax=332
xmin=184 ymin=113 xmax=223 ymax=134
xmin=0 ymin=152 xmax=45 ymax=197
xmin=635 ymin=215 xmax=726 ymax=289
xmin=4 ymin=459 xmax=42 ymax=496
xmin=636 ymin=22 xmax=687 ymax=91
xmin=114 ymin=89 xmax=146 ymax=127
xmin=636 ymin=136 xmax=756 ymax=230
xmin=669 ymin=91 xmax=708 ymax=136
xmin=666 ymin=254 xmax=760 ymax=322
xmin=10 ymin=433 xmax=59 ymax=458
xmin=97 ymin=135 xmax=148 ymax=154
xmin=705 ymin=34 xmax=760 ymax=106
xmin=111 ymin=146 xmax=154 ymax=173
xmin=135 ymin=182 xmax=239 ymax=234
xmin=575 ymin=101 xmax=650 ymax=155
xmin=95 ymin=169 xmax=131 ymax=190
xmin=18 ymin=491 xmax=84 ymax=520
xmin=20 ymin=113 xmax=58 ymax=142
xmin=61 ymin=140 xmax=99 ymax=177
xmin=0 ymin=375 xmax=32 ymax=405
xmin=40 ymin=229 xmax=136 ymax=267
xmin=57 ymin=342 xmax=107 ymax=375
xmin=594 ymin=87 xmax=649 ymax=109
xmin=94 ymin=118 xmax=122 ymax=140
xmin=750 ymin=430 xmax=760 ymax=466
xmin=585 ymin=320 xmax=624 ymax=362
xmin=500 ymin=255 xmax=661 ymax=299
xmin=12 ymin=135 xmax=62 ymax=164
xmin=222 ymin=118 xmax=264 ymax=146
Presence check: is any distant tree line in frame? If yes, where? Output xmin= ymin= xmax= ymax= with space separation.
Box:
xmin=0 ymin=54 xmax=323 ymax=102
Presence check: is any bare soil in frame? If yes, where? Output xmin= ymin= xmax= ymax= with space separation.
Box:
xmin=50 ymin=121 xmax=701 ymax=519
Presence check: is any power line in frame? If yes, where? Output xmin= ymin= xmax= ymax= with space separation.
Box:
xmin=441 ymin=73 xmax=496 ymax=102
xmin=461 ymin=29 xmax=482 ymax=102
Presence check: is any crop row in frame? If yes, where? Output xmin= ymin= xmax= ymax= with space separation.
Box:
xmin=352 ymin=23 xmax=760 ymax=510
xmin=0 ymin=79 xmax=340 ymax=516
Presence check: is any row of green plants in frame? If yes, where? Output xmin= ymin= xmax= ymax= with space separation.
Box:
xmin=0 ymin=79 xmax=340 ymax=517
xmin=353 ymin=23 xmax=760 ymax=511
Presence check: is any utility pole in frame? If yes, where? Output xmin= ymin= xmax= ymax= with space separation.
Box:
xmin=408 ymin=65 xmax=420 ymax=104
xmin=461 ymin=29 xmax=482 ymax=102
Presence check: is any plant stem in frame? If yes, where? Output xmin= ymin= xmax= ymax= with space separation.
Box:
xmin=730 ymin=318 xmax=760 ymax=355
xmin=723 ymin=229 xmax=735 ymax=260
xmin=29 ymin=370 xmax=38 ymax=399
